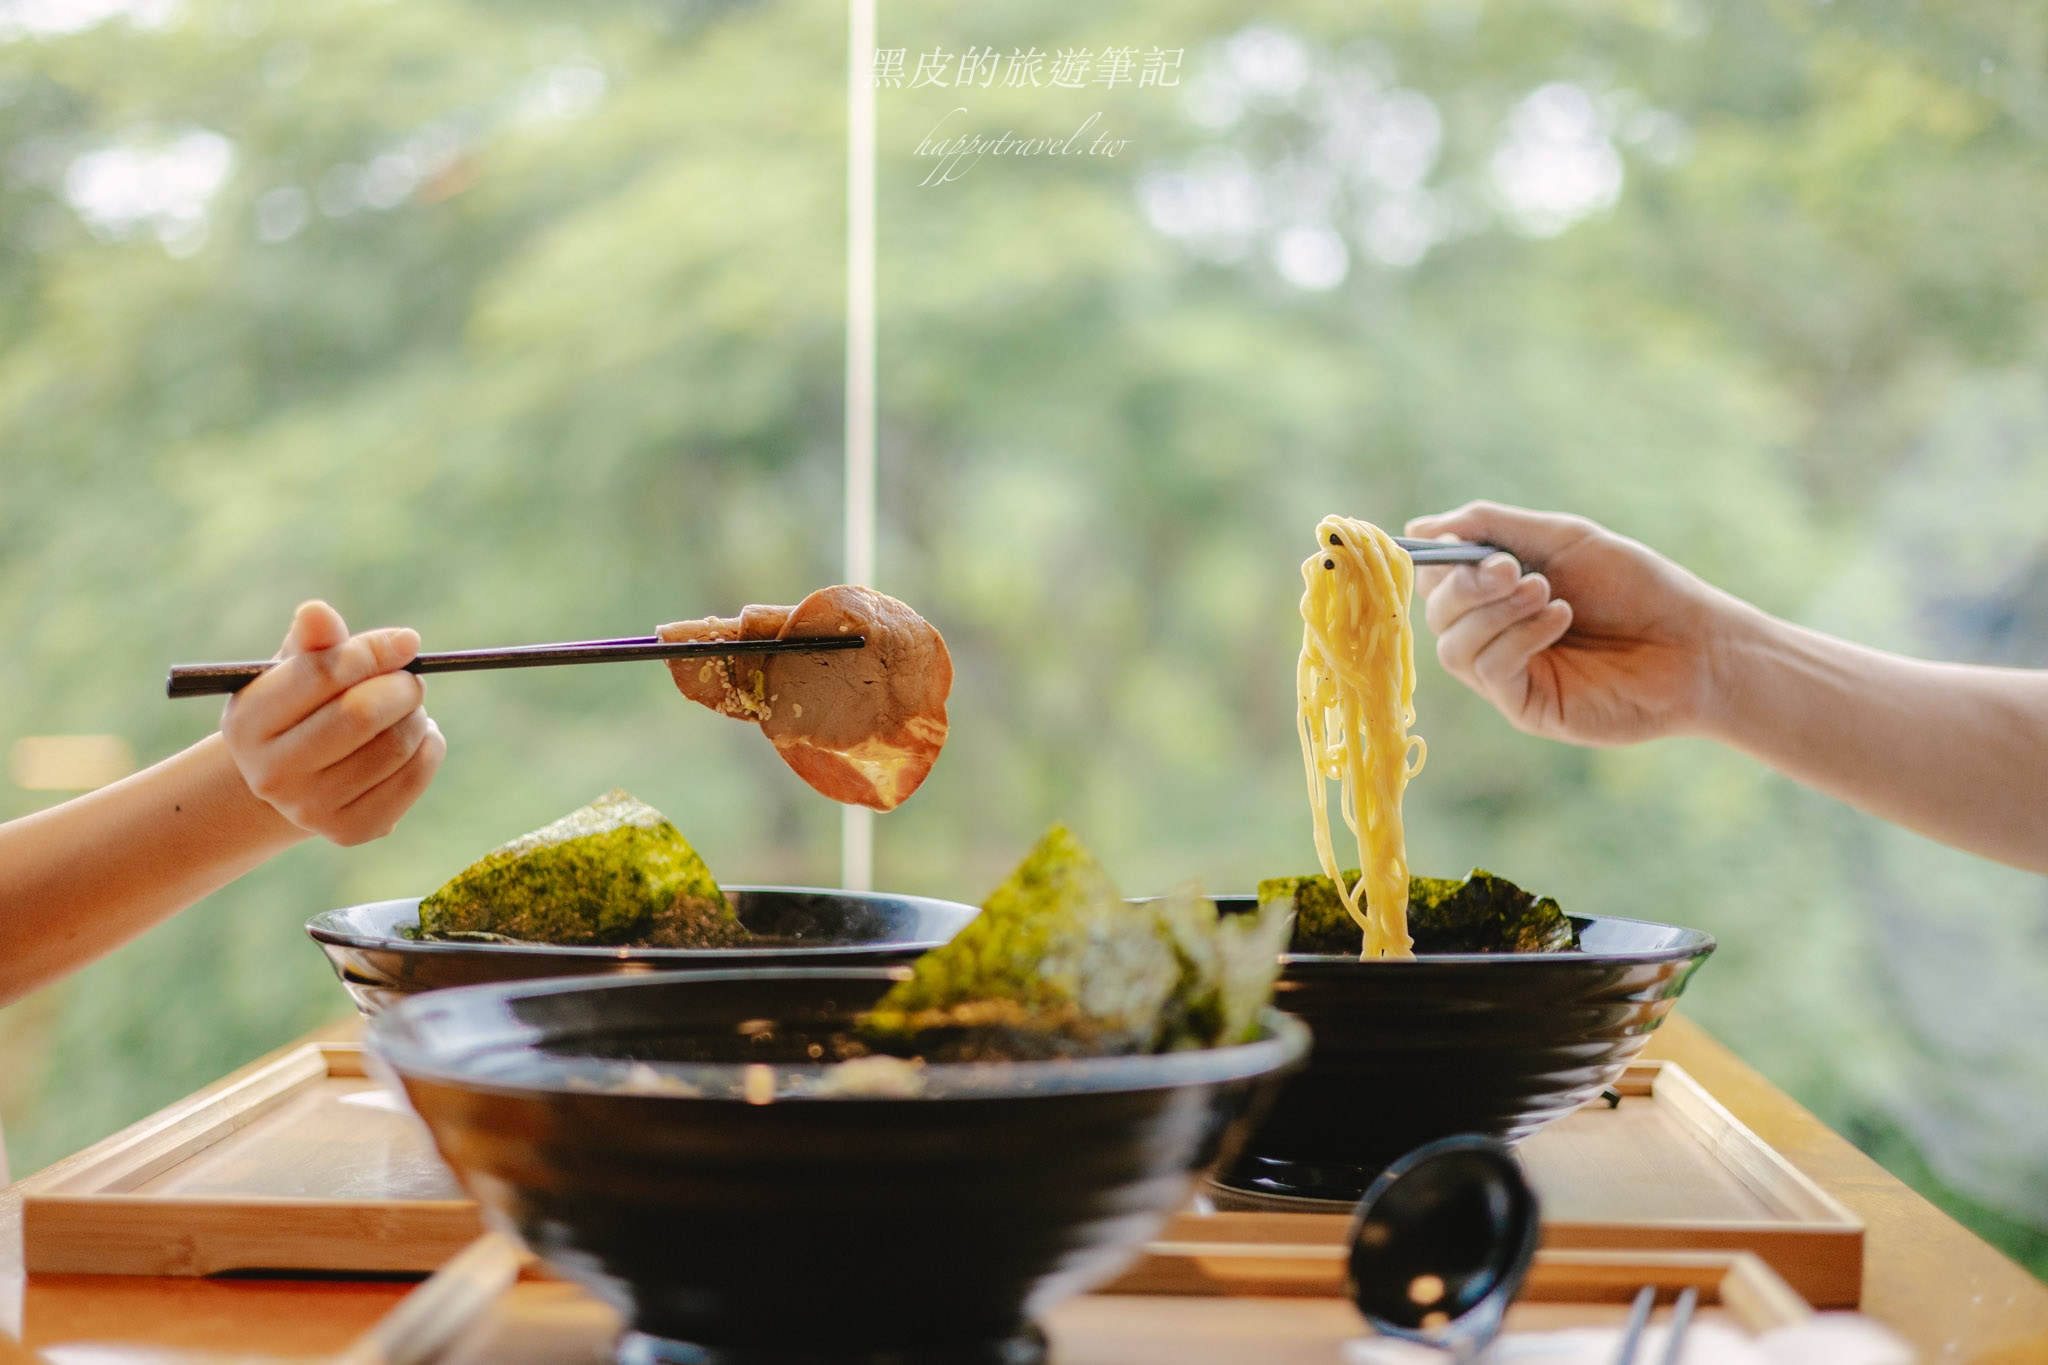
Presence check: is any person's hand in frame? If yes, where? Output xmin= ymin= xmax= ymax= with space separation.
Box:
xmin=220 ymin=601 xmax=445 ymax=845
xmin=1404 ymin=502 xmax=1738 ymax=746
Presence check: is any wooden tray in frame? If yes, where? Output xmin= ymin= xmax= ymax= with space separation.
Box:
xmin=19 ymin=1050 xmax=1860 ymax=1309
xmin=1191 ymin=1060 xmax=1864 ymax=1307
xmin=336 ymin=1233 xmax=1815 ymax=1365
xmin=1109 ymin=1234 xmax=1814 ymax=1320
xmin=18 ymin=1041 xmax=480 ymax=1276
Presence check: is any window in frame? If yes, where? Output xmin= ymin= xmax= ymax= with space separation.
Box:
xmin=4 ymin=0 xmax=2045 ymax=1278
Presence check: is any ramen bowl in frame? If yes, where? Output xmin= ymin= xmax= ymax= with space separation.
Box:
xmin=1213 ymin=904 xmax=1714 ymax=1203
xmin=369 ymin=967 xmax=1308 ymax=1365
xmin=309 ymin=887 xmax=978 ymax=1014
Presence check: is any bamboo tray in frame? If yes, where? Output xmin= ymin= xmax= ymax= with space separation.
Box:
xmin=1193 ymin=1059 xmax=1864 ymax=1307
xmin=18 ymin=1049 xmax=1860 ymax=1308
xmin=18 ymin=1041 xmax=480 ymax=1277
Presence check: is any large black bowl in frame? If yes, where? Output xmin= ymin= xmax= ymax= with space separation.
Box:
xmin=309 ymin=887 xmax=979 ymax=1014
xmin=1215 ymin=903 xmax=1714 ymax=1204
xmin=369 ymin=968 xmax=1308 ymax=1364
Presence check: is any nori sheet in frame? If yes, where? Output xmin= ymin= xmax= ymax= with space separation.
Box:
xmin=860 ymin=824 xmax=1288 ymax=1060
xmin=1256 ymin=868 xmax=1576 ymax=956
xmin=414 ymin=788 xmax=745 ymax=947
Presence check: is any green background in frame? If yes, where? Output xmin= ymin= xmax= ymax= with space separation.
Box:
xmin=3 ymin=0 xmax=2045 ymax=1278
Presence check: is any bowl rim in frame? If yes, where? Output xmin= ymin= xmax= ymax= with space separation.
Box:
xmin=368 ymin=965 xmax=1313 ymax=1102
xmin=306 ymin=886 xmax=981 ymax=960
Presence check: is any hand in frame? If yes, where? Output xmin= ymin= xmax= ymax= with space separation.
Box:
xmin=1404 ymin=502 xmax=1737 ymax=747
xmin=220 ymin=601 xmax=446 ymax=845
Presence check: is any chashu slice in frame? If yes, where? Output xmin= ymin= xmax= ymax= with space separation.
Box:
xmin=658 ymin=586 xmax=951 ymax=811
xmin=661 ymin=603 xmax=793 ymax=721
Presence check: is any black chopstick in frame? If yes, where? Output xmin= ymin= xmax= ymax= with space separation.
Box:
xmin=1391 ymin=536 xmax=1513 ymax=566
xmin=166 ymin=634 xmax=867 ymax=698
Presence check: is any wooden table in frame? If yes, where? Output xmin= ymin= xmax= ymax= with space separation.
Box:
xmin=2 ymin=1013 xmax=2045 ymax=1364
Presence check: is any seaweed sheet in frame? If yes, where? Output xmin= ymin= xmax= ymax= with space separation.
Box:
xmin=415 ymin=789 xmax=746 ymax=948
xmin=861 ymin=825 xmax=1288 ymax=1060
xmin=1258 ymin=868 xmax=1576 ymax=956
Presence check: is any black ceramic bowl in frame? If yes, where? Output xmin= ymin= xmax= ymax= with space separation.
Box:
xmin=369 ymin=968 xmax=1309 ymax=1365
xmin=1214 ymin=902 xmax=1714 ymax=1204
xmin=308 ymin=888 xmax=978 ymax=1014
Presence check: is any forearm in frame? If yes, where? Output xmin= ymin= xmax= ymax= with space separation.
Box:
xmin=1700 ymin=604 xmax=2048 ymax=873
xmin=0 ymin=733 xmax=305 ymax=1005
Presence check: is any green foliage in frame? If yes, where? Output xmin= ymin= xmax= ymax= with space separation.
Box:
xmin=1 ymin=0 xmax=2045 ymax=1282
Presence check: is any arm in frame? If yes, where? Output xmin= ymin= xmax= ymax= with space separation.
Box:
xmin=0 ymin=602 xmax=445 ymax=1005
xmin=1700 ymin=607 xmax=2048 ymax=872
xmin=0 ymin=734 xmax=304 ymax=1006
xmin=1405 ymin=502 xmax=2048 ymax=875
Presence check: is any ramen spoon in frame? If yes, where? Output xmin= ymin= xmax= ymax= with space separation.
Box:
xmin=1345 ymin=1134 xmax=1540 ymax=1363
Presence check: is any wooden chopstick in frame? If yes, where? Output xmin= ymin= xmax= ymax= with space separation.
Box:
xmin=166 ymin=633 xmax=866 ymax=698
xmin=329 ymin=1231 xmax=526 ymax=1365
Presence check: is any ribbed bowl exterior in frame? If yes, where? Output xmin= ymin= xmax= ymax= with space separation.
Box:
xmin=309 ymin=887 xmax=980 ymax=1014
xmin=1217 ymin=906 xmax=1715 ymax=1201
xmin=371 ymin=968 xmax=1309 ymax=1360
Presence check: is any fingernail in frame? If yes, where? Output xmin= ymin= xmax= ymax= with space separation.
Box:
xmin=1483 ymin=553 xmax=1516 ymax=576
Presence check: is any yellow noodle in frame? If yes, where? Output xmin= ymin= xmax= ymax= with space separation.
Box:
xmin=1296 ymin=516 xmax=1426 ymax=959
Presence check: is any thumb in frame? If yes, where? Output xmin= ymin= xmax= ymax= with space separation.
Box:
xmin=281 ymin=600 xmax=349 ymax=658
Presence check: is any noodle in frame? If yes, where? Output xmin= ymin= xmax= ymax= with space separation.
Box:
xmin=1296 ymin=516 xmax=1426 ymax=960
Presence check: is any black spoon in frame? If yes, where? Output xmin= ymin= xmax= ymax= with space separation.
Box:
xmin=1346 ymin=1134 xmax=1541 ymax=1363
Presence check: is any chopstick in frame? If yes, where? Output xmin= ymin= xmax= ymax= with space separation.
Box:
xmin=167 ymin=633 xmax=867 ymax=699
xmin=1612 ymin=1282 xmax=1658 ymax=1364
xmin=1612 ymin=1281 xmax=1698 ymax=1365
xmin=1655 ymin=1285 xmax=1698 ymax=1365
xmin=330 ymin=1231 xmax=525 ymax=1365
xmin=1391 ymin=536 xmax=1513 ymax=566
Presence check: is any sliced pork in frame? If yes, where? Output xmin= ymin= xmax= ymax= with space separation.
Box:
xmin=658 ymin=586 xmax=951 ymax=811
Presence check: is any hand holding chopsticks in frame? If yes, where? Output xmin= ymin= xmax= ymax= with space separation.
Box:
xmin=169 ymin=632 xmax=866 ymax=698
xmin=167 ymin=547 xmax=1496 ymax=699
